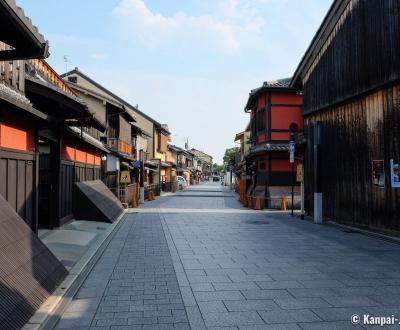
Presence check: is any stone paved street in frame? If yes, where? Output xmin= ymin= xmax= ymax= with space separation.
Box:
xmin=56 ymin=183 xmax=400 ymax=329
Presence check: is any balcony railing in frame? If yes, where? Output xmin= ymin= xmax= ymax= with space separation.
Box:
xmin=0 ymin=42 xmax=24 ymax=92
xmin=27 ymin=59 xmax=77 ymax=97
xmin=107 ymin=138 xmax=135 ymax=157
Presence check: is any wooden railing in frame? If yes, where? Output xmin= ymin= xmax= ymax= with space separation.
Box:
xmin=27 ymin=59 xmax=77 ymax=97
xmin=0 ymin=42 xmax=24 ymax=92
xmin=107 ymin=138 xmax=135 ymax=156
xmin=119 ymin=183 xmax=138 ymax=206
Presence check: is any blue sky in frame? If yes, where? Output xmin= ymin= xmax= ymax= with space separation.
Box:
xmin=19 ymin=0 xmax=332 ymax=163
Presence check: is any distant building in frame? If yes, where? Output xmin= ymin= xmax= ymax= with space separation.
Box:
xmin=243 ymin=79 xmax=303 ymax=209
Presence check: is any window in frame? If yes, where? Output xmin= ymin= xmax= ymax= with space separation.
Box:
xmin=256 ymin=108 xmax=266 ymax=132
xmin=259 ymin=160 xmax=267 ymax=172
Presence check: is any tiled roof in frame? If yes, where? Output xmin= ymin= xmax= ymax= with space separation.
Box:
xmin=263 ymin=78 xmax=291 ymax=88
xmin=248 ymin=143 xmax=290 ymax=156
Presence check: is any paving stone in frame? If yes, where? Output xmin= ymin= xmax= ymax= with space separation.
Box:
xmin=224 ymin=299 xmax=280 ymax=312
xmin=213 ymin=282 xmax=260 ymax=291
xmin=322 ymin=296 xmax=380 ymax=307
xmin=288 ymin=288 xmax=338 ymax=298
xmin=298 ymin=321 xmax=364 ymax=329
xmin=203 ymin=311 xmax=264 ymax=327
xmin=256 ymin=281 xmax=304 ymax=290
xmin=194 ymin=290 xmax=245 ymax=301
xmin=190 ymin=283 xmax=215 ymax=292
xmin=258 ymin=309 xmax=321 ymax=323
xmin=198 ymin=301 xmax=228 ymax=313
xmin=239 ymin=325 xmax=301 ymax=330
xmin=241 ymin=290 xmax=292 ymax=300
xmin=274 ymin=297 xmax=332 ymax=309
xmin=311 ymin=307 xmax=367 ymax=321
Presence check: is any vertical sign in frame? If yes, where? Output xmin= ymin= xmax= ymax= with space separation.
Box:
xmin=390 ymin=159 xmax=400 ymax=188
xmin=289 ymin=142 xmax=295 ymax=163
xmin=296 ymin=164 xmax=304 ymax=182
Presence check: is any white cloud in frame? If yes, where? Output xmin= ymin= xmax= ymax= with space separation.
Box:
xmin=113 ymin=0 xmax=264 ymax=54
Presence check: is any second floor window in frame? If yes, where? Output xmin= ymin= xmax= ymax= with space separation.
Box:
xmin=256 ymin=108 xmax=266 ymax=132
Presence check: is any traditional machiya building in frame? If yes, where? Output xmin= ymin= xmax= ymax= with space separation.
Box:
xmin=61 ymin=69 xmax=153 ymax=201
xmin=244 ymin=79 xmax=303 ymax=209
xmin=167 ymin=144 xmax=179 ymax=189
xmin=154 ymin=123 xmax=172 ymax=192
xmin=24 ymin=60 xmax=109 ymax=228
xmin=0 ymin=1 xmax=67 ymax=327
xmin=234 ymin=125 xmax=251 ymax=202
xmin=190 ymin=148 xmax=213 ymax=182
xmin=174 ymin=145 xmax=193 ymax=184
xmin=290 ymin=0 xmax=400 ymax=232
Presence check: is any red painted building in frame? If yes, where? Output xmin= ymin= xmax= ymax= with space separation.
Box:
xmin=244 ymin=78 xmax=303 ymax=208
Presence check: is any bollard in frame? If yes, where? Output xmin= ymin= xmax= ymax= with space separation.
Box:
xmin=254 ymin=196 xmax=262 ymax=210
xmin=280 ymin=195 xmax=287 ymax=211
xmin=247 ymin=196 xmax=253 ymax=208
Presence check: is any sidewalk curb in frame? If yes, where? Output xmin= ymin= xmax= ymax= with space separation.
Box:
xmin=290 ymin=212 xmax=400 ymax=244
xmin=23 ymin=210 xmax=128 ymax=330
xmin=326 ymin=221 xmax=400 ymax=244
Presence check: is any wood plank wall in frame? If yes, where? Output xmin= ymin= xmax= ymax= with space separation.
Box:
xmin=304 ymin=84 xmax=400 ymax=233
xmin=304 ymin=0 xmax=400 ymax=115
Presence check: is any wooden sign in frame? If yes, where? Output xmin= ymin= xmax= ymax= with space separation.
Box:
xmin=296 ymin=164 xmax=304 ymax=182
xmin=120 ymin=170 xmax=131 ymax=184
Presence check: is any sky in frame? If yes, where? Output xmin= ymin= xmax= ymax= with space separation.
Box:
xmin=18 ymin=0 xmax=332 ymax=163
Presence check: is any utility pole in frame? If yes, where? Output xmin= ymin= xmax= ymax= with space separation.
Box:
xmin=139 ymin=149 xmax=144 ymax=203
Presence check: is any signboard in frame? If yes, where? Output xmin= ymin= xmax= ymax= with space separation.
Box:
xmin=288 ymin=142 xmax=296 ymax=153
xmin=289 ymin=142 xmax=295 ymax=164
xmin=372 ymin=160 xmax=385 ymax=188
xmin=133 ymin=161 xmax=141 ymax=168
xmin=390 ymin=159 xmax=400 ymax=188
xmin=120 ymin=170 xmax=131 ymax=184
xmin=296 ymin=164 xmax=304 ymax=182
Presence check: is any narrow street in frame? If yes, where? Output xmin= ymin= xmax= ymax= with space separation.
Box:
xmin=55 ymin=183 xmax=400 ymax=330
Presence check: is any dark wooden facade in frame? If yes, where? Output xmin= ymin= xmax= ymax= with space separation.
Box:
xmin=0 ymin=3 xmax=67 ymax=329
xmin=292 ymin=0 xmax=400 ymax=233
xmin=245 ymin=80 xmax=303 ymax=208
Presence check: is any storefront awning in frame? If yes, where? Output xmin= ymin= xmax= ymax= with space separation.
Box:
xmin=145 ymin=160 xmax=159 ymax=169
xmin=161 ymin=161 xmax=171 ymax=168
xmin=145 ymin=166 xmax=158 ymax=172
xmin=121 ymin=161 xmax=134 ymax=170
xmin=68 ymin=126 xmax=109 ymax=153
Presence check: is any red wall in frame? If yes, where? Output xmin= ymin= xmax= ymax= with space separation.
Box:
xmin=258 ymin=158 xmax=301 ymax=172
xmin=256 ymin=91 xmax=303 ymax=143
xmin=62 ymin=138 xmax=101 ymax=165
xmin=0 ymin=117 xmax=35 ymax=152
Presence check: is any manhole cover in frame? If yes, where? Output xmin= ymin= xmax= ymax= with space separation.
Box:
xmin=245 ymin=220 xmax=269 ymax=225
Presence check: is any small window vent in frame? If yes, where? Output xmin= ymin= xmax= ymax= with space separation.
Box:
xmin=68 ymin=76 xmax=77 ymax=83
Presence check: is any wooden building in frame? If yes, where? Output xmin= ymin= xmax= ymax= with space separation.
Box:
xmin=174 ymin=145 xmax=193 ymax=184
xmin=291 ymin=0 xmax=400 ymax=232
xmin=234 ymin=125 xmax=251 ymax=203
xmin=154 ymin=123 xmax=173 ymax=192
xmin=0 ymin=1 xmax=67 ymax=327
xmin=244 ymin=79 xmax=303 ymax=209
xmin=24 ymin=60 xmax=108 ymax=228
xmin=61 ymin=69 xmax=140 ymax=198
xmin=190 ymin=149 xmax=213 ymax=182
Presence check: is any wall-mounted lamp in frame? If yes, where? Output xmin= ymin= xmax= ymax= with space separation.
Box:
xmin=101 ymin=155 xmax=107 ymax=161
